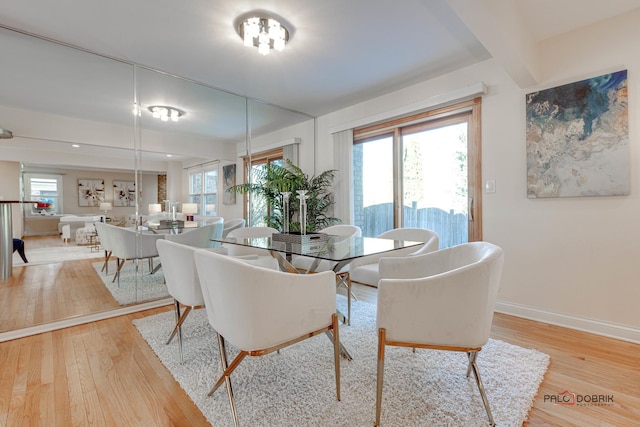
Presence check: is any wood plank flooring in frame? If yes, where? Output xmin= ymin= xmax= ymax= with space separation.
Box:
xmin=1 ymin=238 xmax=639 ymax=426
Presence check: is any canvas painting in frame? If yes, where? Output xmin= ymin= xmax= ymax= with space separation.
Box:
xmin=78 ymin=179 xmax=105 ymax=207
xmin=223 ymin=164 xmax=236 ymax=205
xmin=526 ymin=70 xmax=629 ymax=198
xmin=113 ymin=180 xmax=136 ymax=207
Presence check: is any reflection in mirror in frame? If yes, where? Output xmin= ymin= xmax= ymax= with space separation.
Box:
xmin=0 ymin=26 xmax=136 ymax=335
xmin=0 ymin=25 xmax=316 ymax=339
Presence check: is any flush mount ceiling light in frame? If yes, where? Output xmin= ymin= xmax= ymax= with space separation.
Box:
xmin=236 ymin=12 xmax=290 ymax=56
xmin=148 ymin=105 xmax=185 ymax=122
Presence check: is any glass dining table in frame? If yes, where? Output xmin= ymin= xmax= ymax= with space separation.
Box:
xmin=212 ymin=233 xmax=423 ymax=354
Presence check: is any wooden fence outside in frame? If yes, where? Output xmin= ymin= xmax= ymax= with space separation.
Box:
xmin=358 ymin=203 xmax=468 ymax=248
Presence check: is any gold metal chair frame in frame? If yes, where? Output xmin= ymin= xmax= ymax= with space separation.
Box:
xmin=209 ymin=313 xmax=341 ymax=427
xmin=375 ymin=328 xmax=495 ymax=427
xmin=166 ymin=300 xmax=204 ymax=364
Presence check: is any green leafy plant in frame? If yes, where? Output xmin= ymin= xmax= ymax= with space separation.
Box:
xmin=228 ymin=159 xmax=340 ymax=232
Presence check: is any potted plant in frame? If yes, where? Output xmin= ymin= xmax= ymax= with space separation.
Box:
xmin=228 ymin=159 xmax=340 ymax=233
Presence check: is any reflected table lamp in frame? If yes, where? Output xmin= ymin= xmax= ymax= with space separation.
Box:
xmin=148 ymin=203 xmax=162 ymax=214
xmin=182 ymin=203 xmax=198 ymax=221
xmin=100 ymin=202 xmax=112 ymax=222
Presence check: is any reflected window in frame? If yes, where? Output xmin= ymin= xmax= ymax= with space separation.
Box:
xmin=188 ymin=168 xmax=218 ymax=216
xmin=244 ymin=149 xmax=283 ymax=226
xmin=24 ymin=174 xmax=63 ymax=216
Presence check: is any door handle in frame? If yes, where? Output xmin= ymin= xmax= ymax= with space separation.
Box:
xmin=468 ymin=197 xmax=474 ymax=221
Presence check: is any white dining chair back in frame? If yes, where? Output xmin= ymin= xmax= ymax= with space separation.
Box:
xmin=156 ymin=239 xmax=208 ymax=363
xmin=349 ymin=228 xmax=439 ymax=287
xmin=374 ymin=241 xmax=504 ymax=426
xmin=222 ymin=218 xmax=246 ymax=238
xmin=291 ymin=223 xmax=362 ymax=325
xmin=194 ymin=248 xmax=341 ymax=426
xmin=102 ymin=225 xmax=164 ymax=286
xmin=164 ymin=222 xmax=224 ymax=248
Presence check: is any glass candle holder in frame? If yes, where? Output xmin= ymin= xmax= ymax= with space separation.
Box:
xmin=296 ymin=190 xmax=308 ymax=235
xmin=280 ymin=192 xmax=291 ymax=233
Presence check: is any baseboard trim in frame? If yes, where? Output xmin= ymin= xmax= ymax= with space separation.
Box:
xmin=495 ymin=301 xmax=640 ymax=344
xmin=0 ymin=298 xmax=173 ymax=343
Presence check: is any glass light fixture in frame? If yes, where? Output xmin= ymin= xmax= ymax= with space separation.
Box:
xmin=237 ymin=13 xmax=290 ymax=56
xmin=148 ymin=105 xmax=185 ymax=122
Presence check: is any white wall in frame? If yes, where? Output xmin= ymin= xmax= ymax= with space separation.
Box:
xmin=314 ymin=13 xmax=640 ymax=342
xmin=0 ymin=160 xmax=22 ymax=237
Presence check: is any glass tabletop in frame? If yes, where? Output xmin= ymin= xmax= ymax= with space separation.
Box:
xmin=212 ymin=234 xmax=423 ymax=263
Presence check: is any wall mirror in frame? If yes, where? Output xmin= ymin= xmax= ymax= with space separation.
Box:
xmin=0 ymin=25 xmax=315 ymax=337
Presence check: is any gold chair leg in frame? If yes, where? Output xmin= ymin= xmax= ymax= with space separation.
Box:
xmin=212 ymin=333 xmax=240 ymax=427
xmin=468 ymin=351 xmax=495 ymax=427
xmin=209 ymin=347 xmax=248 ymax=397
xmin=375 ymin=328 xmax=386 ymax=427
xmin=167 ymin=302 xmax=193 ymax=364
xmin=331 ymin=313 xmax=341 ymax=401
xmin=112 ymin=258 xmax=125 ymax=287
xmin=101 ymin=250 xmax=112 ymax=273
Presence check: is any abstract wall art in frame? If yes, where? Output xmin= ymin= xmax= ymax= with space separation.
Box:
xmin=223 ymin=164 xmax=236 ymax=205
xmin=78 ymin=178 xmax=105 ymax=207
xmin=526 ymin=70 xmax=629 ymax=198
xmin=113 ymin=180 xmax=136 ymax=207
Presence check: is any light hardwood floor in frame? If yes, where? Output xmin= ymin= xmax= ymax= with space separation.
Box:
xmin=1 ymin=243 xmax=639 ymax=426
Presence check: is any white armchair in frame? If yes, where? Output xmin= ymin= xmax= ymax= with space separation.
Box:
xmin=374 ymin=241 xmax=504 ymax=426
xmin=94 ymin=222 xmax=115 ymax=274
xmin=104 ymin=226 xmax=164 ymax=287
xmin=350 ymin=228 xmax=439 ymax=287
xmin=194 ymin=249 xmax=341 ymax=426
xmin=292 ymin=224 xmax=362 ymax=325
xmin=156 ymin=239 xmax=216 ymax=363
xmin=164 ymin=222 xmax=224 ymax=248
xmin=221 ymin=218 xmax=246 ymax=238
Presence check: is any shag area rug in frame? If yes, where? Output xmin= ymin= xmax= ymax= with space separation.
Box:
xmin=92 ymin=260 xmax=168 ymax=305
xmin=133 ymin=298 xmax=550 ymax=426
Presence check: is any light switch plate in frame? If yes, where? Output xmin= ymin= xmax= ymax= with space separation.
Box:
xmin=485 ymin=179 xmax=496 ymax=193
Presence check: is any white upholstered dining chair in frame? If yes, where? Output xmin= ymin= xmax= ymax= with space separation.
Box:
xmin=194 ymin=248 xmax=341 ymax=427
xmin=374 ymin=241 xmax=504 ymax=426
xmin=102 ymin=226 xmax=165 ymax=287
xmin=349 ymin=227 xmax=439 ymax=287
xmin=291 ymin=224 xmax=362 ymax=325
xmin=164 ymin=222 xmax=224 ymax=248
xmin=155 ymin=239 xmax=210 ymax=363
xmin=221 ymin=218 xmax=246 ymax=238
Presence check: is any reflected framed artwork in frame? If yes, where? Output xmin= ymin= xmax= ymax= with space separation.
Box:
xmin=223 ymin=164 xmax=236 ymax=205
xmin=78 ymin=178 xmax=105 ymax=207
xmin=113 ymin=180 xmax=136 ymax=207
xmin=526 ymin=70 xmax=629 ymax=198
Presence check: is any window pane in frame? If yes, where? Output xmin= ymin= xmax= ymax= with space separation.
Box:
xmin=204 ymin=170 xmax=217 ymax=193
xmin=249 ymin=163 xmax=268 ymax=226
xmin=189 ymin=173 xmax=202 ymax=194
xmin=402 ymin=122 xmax=468 ymax=247
xmin=29 ymin=176 xmax=61 ymax=214
xmin=204 ymin=195 xmax=216 ymax=215
xmin=353 ymin=136 xmax=394 ymax=237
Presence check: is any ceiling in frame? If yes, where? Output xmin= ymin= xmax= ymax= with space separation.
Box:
xmin=1 ymin=0 xmax=639 ymax=168
xmin=1 ymin=0 xmax=636 ymax=118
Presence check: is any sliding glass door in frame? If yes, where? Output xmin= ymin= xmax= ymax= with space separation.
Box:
xmin=353 ymin=99 xmax=481 ymax=247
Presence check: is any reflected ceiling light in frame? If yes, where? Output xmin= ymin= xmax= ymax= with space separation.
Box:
xmin=236 ymin=13 xmax=290 ymax=56
xmin=166 ymin=154 xmax=173 ymax=158
xmin=148 ymin=105 xmax=185 ymax=122
xmin=72 ymin=144 xmax=80 ymax=148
